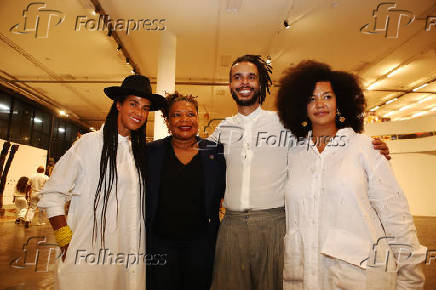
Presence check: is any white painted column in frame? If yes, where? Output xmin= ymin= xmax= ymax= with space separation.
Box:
xmin=153 ymin=32 xmax=176 ymax=140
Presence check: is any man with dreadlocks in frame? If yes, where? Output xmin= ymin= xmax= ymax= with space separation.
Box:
xmin=209 ymin=55 xmax=390 ymax=290
xmin=209 ymin=55 xmax=287 ymax=290
xmin=38 ymin=75 xmax=166 ymax=290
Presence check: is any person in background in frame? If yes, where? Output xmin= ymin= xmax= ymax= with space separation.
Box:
xmin=146 ymin=92 xmax=226 ymax=290
xmin=277 ymin=60 xmax=426 ymax=289
xmin=38 ymin=75 xmax=166 ymax=290
xmin=14 ymin=176 xmax=30 ymax=224
xmin=28 ymin=166 xmax=49 ymax=225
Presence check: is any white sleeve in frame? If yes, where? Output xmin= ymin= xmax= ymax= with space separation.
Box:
xmin=361 ymin=138 xmax=426 ymax=289
xmin=38 ymin=140 xmax=84 ymax=218
xmin=207 ymin=120 xmax=224 ymax=143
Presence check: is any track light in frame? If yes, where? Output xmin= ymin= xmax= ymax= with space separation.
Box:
xmin=283 ymin=19 xmax=291 ymax=29
xmin=412 ymin=83 xmax=429 ymax=92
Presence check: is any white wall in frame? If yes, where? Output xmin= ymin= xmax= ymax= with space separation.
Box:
xmin=0 ymin=139 xmax=47 ymax=206
xmin=365 ymin=116 xmax=436 ymax=217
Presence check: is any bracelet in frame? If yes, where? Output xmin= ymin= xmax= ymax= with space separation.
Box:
xmin=54 ymin=225 xmax=73 ymax=247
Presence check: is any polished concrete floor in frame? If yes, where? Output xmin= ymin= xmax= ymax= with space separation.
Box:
xmin=0 ymin=211 xmax=435 ymax=290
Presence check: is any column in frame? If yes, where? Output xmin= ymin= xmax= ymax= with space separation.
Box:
xmin=153 ymin=32 xmax=176 ymax=140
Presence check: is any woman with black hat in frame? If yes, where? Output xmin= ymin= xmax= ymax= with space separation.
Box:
xmin=38 ymin=75 xmax=166 ymax=290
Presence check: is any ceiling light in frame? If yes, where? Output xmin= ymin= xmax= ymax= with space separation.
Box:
xmin=367 ymin=82 xmax=378 ymax=90
xmin=412 ymin=83 xmax=429 ymax=92
xmin=369 ymin=106 xmax=380 ymax=111
xmin=284 ymin=20 xmax=291 ymax=29
xmin=411 ymin=111 xmax=428 ymax=118
xmin=33 ymin=117 xmax=42 ymax=123
xmin=417 ymin=95 xmax=433 ymax=104
xmin=131 ymin=70 xmax=135 ymax=74
xmin=266 ymin=56 xmax=271 ymax=65
xmin=386 ymin=66 xmax=402 ymax=78
xmin=58 ymin=128 xmax=65 ymax=133
xmin=90 ymin=127 xmax=96 ymax=131
xmin=383 ymin=111 xmax=396 ymax=117
xmin=385 ymin=98 xmax=398 ymax=104
xmin=59 ymin=110 xmax=66 ymax=116
xmin=399 ymin=104 xmax=413 ymax=111
xmin=0 ymin=104 xmax=10 ymax=111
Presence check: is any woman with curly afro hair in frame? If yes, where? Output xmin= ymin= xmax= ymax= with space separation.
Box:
xmin=277 ymin=60 xmax=426 ymax=290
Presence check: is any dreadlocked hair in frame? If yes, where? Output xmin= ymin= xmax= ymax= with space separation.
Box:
xmin=93 ymin=98 xmax=148 ymax=246
xmin=229 ymin=55 xmax=273 ymax=104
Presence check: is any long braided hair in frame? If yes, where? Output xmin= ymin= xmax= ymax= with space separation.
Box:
xmin=229 ymin=55 xmax=273 ymax=104
xmin=93 ymin=97 xmax=148 ymax=246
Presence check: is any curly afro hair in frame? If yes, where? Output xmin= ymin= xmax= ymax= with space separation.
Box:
xmin=276 ymin=60 xmax=366 ymax=138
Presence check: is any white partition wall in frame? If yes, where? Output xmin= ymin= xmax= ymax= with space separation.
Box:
xmin=365 ymin=117 xmax=436 ymax=217
xmin=0 ymin=139 xmax=47 ymax=206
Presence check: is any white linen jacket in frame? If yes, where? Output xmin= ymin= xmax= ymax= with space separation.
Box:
xmin=284 ymin=128 xmax=426 ymax=290
xmin=38 ymin=129 xmax=145 ymax=290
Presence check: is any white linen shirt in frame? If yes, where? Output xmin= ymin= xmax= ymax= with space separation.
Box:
xmin=38 ymin=129 xmax=145 ymax=290
xmin=284 ymin=128 xmax=426 ymax=290
xmin=29 ymin=172 xmax=49 ymax=194
xmin=209 ymin=107 xmax=291 ymax=211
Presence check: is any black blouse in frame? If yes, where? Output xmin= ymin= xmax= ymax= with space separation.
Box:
xmin=154 ymin=142 xmax=208 ymax=240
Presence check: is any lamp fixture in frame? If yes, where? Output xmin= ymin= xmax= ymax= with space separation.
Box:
xmin=283 ymin=19 xmax=291 ymax=29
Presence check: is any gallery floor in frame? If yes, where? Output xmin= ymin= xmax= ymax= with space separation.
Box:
xmin=0 ymin=211 xmax=435 ymax=290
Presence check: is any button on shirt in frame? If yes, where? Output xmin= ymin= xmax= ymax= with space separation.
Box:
xmin=209 ymin=107 xmax=292 ymax=211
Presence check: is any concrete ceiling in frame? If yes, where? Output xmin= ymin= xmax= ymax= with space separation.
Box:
xmin=1 ymin=0 xmax=436 ymax=135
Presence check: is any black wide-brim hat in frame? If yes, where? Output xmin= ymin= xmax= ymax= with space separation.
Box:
xmin=104 ymin=75 xmax=167 ymax=111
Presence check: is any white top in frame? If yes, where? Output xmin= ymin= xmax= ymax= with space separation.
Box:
xmin=284 ymin=128 xmax=426 ymax=289
xmin=38 ymin=129 xmax=145 ymax=290
xmin=209 ymin=107 xmax=291 ymax=211
xmin=29 ymin=172 xmax=49 ymax=194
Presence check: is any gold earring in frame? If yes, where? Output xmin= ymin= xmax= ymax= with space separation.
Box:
xmin=301 ymin=120 xmax=308 ymax=127
xmin=336 ymin=109 xmax=345 ymax=123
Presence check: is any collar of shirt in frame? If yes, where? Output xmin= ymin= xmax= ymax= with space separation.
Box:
xmin=307 ymin=127 xmax=354 ymax=155
xmin=96 ymin=126 xmax=131 ymax=145
xmin=236 ymin=106 xmax=262 ymax=124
